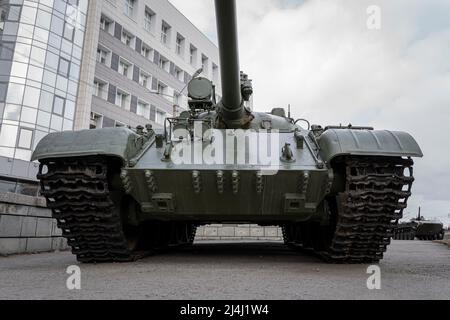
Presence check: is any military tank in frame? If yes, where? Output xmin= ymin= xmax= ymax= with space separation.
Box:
xmin=393 ymin=210 xmax=445 ymax=241
xmin=32 ymin=0 xmax=423 ymax=263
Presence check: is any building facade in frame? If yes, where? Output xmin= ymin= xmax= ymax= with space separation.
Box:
xmin=81 ymin=0 xmax=221 ymax=131
xmin=0 ymin=0 xmax=222 ymax=254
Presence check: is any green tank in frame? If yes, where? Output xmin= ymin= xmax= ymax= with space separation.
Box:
xmin=393 ymin=210 xmax=445 ymax=241
xmin=32 ymin=0 xmax=423 ymax=263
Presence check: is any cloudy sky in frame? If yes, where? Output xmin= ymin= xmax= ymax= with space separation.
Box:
xmin=169 ymin=0 xmax=450 ymax=226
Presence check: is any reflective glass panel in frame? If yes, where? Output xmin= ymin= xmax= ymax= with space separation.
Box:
xmin=39 ymin=90 xmax=53 ymax=112
xmin=21 ymin=106 xmax=38 ymax=124
xmin=0 ymin=124 xmax=18 ymax=147
xmin=6 ymin=83 xmax=24 ymax=105
xmin=37 ymin=111 xmax=51 ymax=127
xmin=23 ymin=86 xmax=41 ymax=108
xmin=17 ymin=128 xmax=33 ymax=149
xmin=36 ymin=10 xmax=51 ymax=30
xmin=53 ymin=95 xmax=65 ymax=115
xmin=4 ymin=104 xmax=21 ymax=120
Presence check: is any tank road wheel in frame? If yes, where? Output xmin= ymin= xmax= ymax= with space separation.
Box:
xmin=38 ymin=157 xmax=147 ymax=263
xmin=437 ymin=230 xmax=445 ymax=241
xmin=319 ymin=156 xmax=415 ymax=263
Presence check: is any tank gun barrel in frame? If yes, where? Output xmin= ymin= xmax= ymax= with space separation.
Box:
xmin=214 ymin=0 xmax=245 ymax=127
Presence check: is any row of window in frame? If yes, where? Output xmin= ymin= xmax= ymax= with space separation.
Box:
xmin=96 ymin=45 xmax=186 ymax=107
xmin=0 ymin=178 xmax=40 ymax=197
xmin=99 ymin=23 xmax=193 ymax=85
xmin=101 ymin=6 xmax=219 ymax=80
xmin=90 ymin=105 xmax=167 ymax=131
xmin=93 ymin=78 xmax=169 ymax=126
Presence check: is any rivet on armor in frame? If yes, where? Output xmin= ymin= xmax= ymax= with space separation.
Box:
xmin=144 ymin=170 xmax=157 ymax=193
xmin=120 ymin=169 xmax=132 ymax=194
xmin=216 ymin=170 xmax=224 ymax=194
xmin=192 ymin=170 xmax=201 ymax=194
xmin=256 ymin=171 xmax=263 ymax=194
xmin=300 ymin=171 xmax=310 ymax=196
xmin=232 ymin=171 xmax=240 ymax=195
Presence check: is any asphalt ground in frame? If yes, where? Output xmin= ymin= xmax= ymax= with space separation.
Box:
xmin=0 ymin=240 xmax=448 ymax=300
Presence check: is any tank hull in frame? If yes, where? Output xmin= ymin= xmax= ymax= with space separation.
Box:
xmin=33 ymin=123 xmax=422 ymax=263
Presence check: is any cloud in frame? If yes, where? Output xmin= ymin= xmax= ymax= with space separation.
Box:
xmin=169 ymin=0 xmax=450 ymax=225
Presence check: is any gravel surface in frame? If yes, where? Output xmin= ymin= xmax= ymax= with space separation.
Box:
xmin=0 ymin=240 xmax=448 ymax=300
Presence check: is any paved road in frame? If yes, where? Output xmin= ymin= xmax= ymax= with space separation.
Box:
xmin=0 ymin=240 xmax=448 ymax=300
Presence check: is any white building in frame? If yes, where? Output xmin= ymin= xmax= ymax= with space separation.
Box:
xmin=79 ymin=0 xmax=221 ymax=130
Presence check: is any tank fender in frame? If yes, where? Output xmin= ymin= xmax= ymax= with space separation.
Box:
xmin=317 ymin=129 xmax=423 ymax=163
xmin=31 ymin=128 xmax=143 ymax=163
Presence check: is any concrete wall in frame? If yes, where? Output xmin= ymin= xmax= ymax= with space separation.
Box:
xmin=0 ymin=193 xmax=68 ymax=256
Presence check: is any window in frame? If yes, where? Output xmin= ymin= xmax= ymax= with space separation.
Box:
xmin=157 ymin=82 xmax=168 ymax=96
xmin=212 ymin=63 xmax=219 ymax=82
xmin=0 ymin=8 xmax=6 ymax=31
xmin=17 ymin=128 xmax=33 ymax=149
xmin=173 ymin=92 xmax=181 ymax=106
xmin=0 ymin=82 xmax=7 ymax=102
xmin=137 ymin=101 xmax=150 ymax=119
xmin=63 ymin=23 xmax=75 ymax=41
xmin=96 ymin=48 xmax=109 ymax=65
xmin=16 ymin=181 xmax=39 ymax=197
xmin=94 ymin=79 xmax=107 ymax=99
xmin=100 ymin=15 xmax=113 ymax=34
xmin=121 ymin=30 xmax=134 ymax=47
xmin=58 ymin=58 xmax=70 ymax=77
xmin=201 ymin=55 xmax=209 ymax=74
xmin=144 ymin=8 xmax=155 ymax=32
xmin=175 ymin=67 xmax=183 ymax=82
xmin=0 ymin=42 xmax=14 ymax=60
xmin=2 ymin=5 xmax=21 ymax=23
xmin=156 ymin=109 xmax=166 ymax=125
xmin=119 ymin=59 xmax=131 ymax=78
xmin=141 ymin=44 xmax=153 ymax=60
xmin=53 ymin=95 xmax=65 ymax=116
xmin=161 ymin=21 xmax=171 ymax=45
xmin=115 ymin=90 xmax=129 ymax=108
xmin=90 ymin=112 xmax=103 ymax=129
xmin=176 ymin=33 xmax=185 ymax=56
xmin=124 ymin=0 xmax=135 ymax=18
xmin=159 ymin=56 xmax=169 ymax=72
xmin=189 ymin=45 xmax=197 ymax=66
xmin=139 ymin=72 xmax=150 ymax=89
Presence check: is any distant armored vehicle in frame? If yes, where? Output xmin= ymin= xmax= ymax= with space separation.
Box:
xmin=393 ymin=211 xmax=445 ymax=240
xmin=32 ymin=0 xmax=423 ymax=263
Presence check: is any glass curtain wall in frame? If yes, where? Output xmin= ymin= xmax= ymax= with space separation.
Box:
xmin=0 ymin=0 xmax=88 ymax=161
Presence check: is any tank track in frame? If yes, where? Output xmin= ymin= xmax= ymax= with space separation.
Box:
xmin=284 ymin=156 xmax=414 ymax=263
xmin=416 ymin=232 xmax=445 ymax=241
xmin=38 ymin=157 xmax=196 ymax=263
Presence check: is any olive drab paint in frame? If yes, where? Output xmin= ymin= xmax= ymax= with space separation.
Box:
xmin=32 ymin=0 xmax=423 ymax=264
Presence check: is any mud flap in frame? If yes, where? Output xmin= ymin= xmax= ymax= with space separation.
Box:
xmin=317 ymin=129 xmax=423 ymax=163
